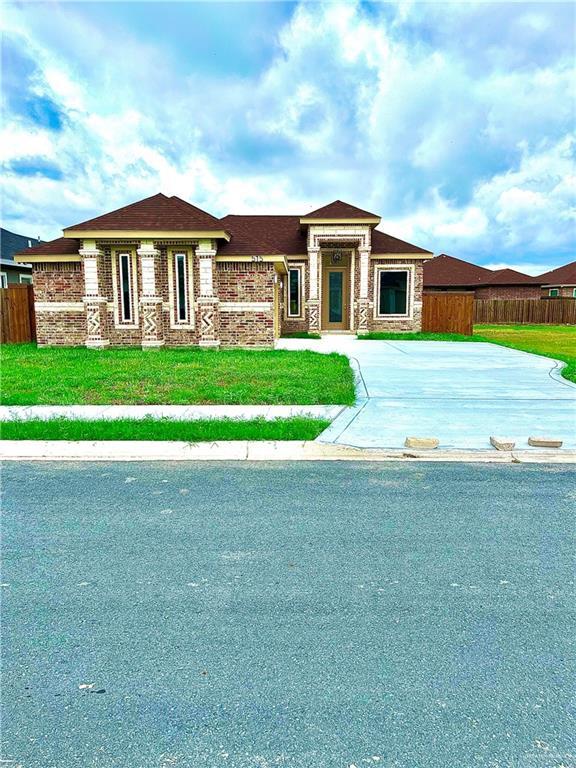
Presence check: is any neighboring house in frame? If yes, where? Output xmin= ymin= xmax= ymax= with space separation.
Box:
xmin=538 ymin=261 xmax=576 ymax=298
xmin=14 ymin=194 xmax=433 ymax=348
xmin=423 ymin=254 xmax=541 ymax=298
xmin=473 ymin=269 xmax=542 ymax=299
xmin=0 ymin=228 xmax=40 ymax=287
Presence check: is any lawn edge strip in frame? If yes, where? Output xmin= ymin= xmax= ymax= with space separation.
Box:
xmin=0 ymin=416 xmax=331 ymax=442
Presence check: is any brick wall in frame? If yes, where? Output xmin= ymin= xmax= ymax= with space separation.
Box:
xmin=32 ymin=262 xmax=84 ymax=346
xmin=365 ymin=258 xmax=424 ymax=332
xmin=217 ymin=262 xmax=275 ymax=347
xmin=32 ymin=254 xmax=280 ymax=348
xmin=475 ymin=284 xmax=541 ymax=299
xmin=33 ymin=262 xmax=83 ymax=302
xmin=35 ymin=310 xmax=86 ymax=346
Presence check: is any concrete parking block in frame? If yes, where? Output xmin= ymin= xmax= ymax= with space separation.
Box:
xmin=490 ymin=436 xmax=516 ymax=451
xmin=528 ymin=436 xmax=564 ymax=448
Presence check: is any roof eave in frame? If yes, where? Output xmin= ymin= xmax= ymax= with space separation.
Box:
xmin=62 ymin=229 xmax=232 ymax=242
xmin=14 ymin=254 xmax=81 ymax=263
xmin=299 ymin=217 xmax=381 ymax=226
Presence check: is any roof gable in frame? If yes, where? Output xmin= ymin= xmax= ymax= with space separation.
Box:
xmin=64 ymin=193 xmax=223 ymax=233
xmin=483 ymin=268 xmax=538 ymax=285
xmin=300 ymin=200 xmax=381 ymax=222
xmin=537 ymin=260 xmax=576 ymax=285
xmin=424 ymin=254 xmax=492 ymax=286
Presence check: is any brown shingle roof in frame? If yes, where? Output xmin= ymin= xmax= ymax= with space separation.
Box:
xmin=302 ymin=200 xmax=380 ymax=220
xmin=220 ymin=215 xmax=305 ymax=255
xmin=537 ymin=260 xmax=576 ymax=285
xmin=15 ymin=237 xmax=79 ymax=257
xmin=424 ymin=254 xmax=492 ymax=286
xmin=219 ymin=215 xmax=431 ymax=256
xmin=424 ymin=255 xmax=543 ymax=287
xmin=371 ymin=229 xmax=432 ymax=255
xmin=482 ymin=268 xmax=539 ymax=285
xmin=65 ymin=193 xmax=224 ymax=232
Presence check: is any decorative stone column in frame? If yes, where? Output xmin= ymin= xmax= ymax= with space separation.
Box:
xmin=307 ymin=246 xmax=320 ymax=333
xmin=196 ymin=240 xmax=220 ymax=347
xmin=81 ymin=245 xmax=109 ymax=348
xmin=357 ymin=246 xmax=371 ymax=334
xmin=137 ymin=243 xmax=164 ymax=349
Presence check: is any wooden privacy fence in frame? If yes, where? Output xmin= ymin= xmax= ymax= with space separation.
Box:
xmin=422 ymin=292 xmax=473 ymax=335
xmin=474 ymin=298 xmax=576 ymax=325
xmin=0 ymin=284 xmax=36 ymax=343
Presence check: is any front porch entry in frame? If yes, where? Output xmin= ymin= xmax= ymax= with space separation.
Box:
xmin=321 ymin=250 xmax=352 ymax=332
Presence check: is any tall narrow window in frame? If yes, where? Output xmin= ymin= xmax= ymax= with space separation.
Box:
xmin=288 ymin=268 xmax=301 ymax=317
xmin=175 ymin=252 xmax=188 ymax=322
xmin=378 ymin=270 xmax=408 ymax=315
xmin=119 ymin=253 xmax=132 ymax=322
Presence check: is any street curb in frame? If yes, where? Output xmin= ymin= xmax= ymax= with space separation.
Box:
xmin=1 ymin=441 xmax=575 ymax=463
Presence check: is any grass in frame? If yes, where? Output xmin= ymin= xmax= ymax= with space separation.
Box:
xmin=474 ymin=324 xmax=576 ymax=384
xmin=0 ymin=344 xmax=355 ymax=406
xmin=0 ymin=416 xmax=331 ymax=441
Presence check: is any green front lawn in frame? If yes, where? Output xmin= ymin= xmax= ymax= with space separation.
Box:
xmin=0 ymin=416 xmax=330 ymax=441
xmin=474 ymin=324 xmax=576 ymax=384
xmin=0 ymin=344 xmax=355 ymax=406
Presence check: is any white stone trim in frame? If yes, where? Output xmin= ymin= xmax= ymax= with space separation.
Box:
xmin=112 ymin=250 xmax=139 ymax=329
xmin=137 ymin=245 xmax=159 ymax=297
xmin=220 ymin=302 xmax=272 ymax=312
xmin=81 ymin=253 xmax=100 ymax=296
xmin=308 ymin=248 xmax=319 ymax=301
xmin=358 ymin=246 xmax=371 ymax=299
xmin=196 ymin=241 xmax=217 ymax=298
xmin=35 ymin=302 xmax=85 ymax=312
xmin=349 ymin=251 xmax=355 ymax=330
xmin=373 ymin=263 xmax=415 ymax=320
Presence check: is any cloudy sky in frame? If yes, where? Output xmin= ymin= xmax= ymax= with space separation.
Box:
xmin=1 ymin=1 xmax=575 ymax=273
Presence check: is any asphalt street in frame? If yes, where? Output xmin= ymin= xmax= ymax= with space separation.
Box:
xmin=1 ymin=461 xmax=575 ymax=768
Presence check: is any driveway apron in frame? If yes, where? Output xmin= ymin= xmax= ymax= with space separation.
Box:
xmin=277 ymin=338 xmax=576 ymax=450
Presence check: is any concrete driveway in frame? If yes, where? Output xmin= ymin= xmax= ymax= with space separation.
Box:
xmin=277 ymin=337 xmax=576 ymax=450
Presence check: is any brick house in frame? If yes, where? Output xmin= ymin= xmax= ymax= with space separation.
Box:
xmin=423 ymin=254 xmax=541 ymax=299
xmin=14 ymin=195 xmax=433 ymax=348
xmin=538 ymin=261 xmax=576 ymax=299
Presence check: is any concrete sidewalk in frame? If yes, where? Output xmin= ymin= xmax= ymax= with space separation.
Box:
xmin=1 ymin=440 xmax=574 ymax=463
xmin=278 ymin=337 xmax=576 ymax=451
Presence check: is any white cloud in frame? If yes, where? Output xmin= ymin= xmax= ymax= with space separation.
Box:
xmin=1 ymin=0 xmax=574 ymax=269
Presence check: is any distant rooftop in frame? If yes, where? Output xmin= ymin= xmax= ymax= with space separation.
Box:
xmin=1 ymin=228 xmax=42 ymax=262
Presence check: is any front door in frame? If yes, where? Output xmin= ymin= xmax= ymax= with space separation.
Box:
xmin=322 ymin=266 xmax=349 ymax=330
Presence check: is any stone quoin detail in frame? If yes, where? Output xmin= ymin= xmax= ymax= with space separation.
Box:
xmin=80 ymin=246 xmax=110 ymax=348
xmin=196 ymin=241 xmax=220 ymax=347
xmin=15 ymin=195 xmax=434 ymax=347
xmin=137 ymin=243 xmax=164 ymax=348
